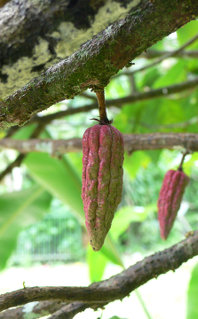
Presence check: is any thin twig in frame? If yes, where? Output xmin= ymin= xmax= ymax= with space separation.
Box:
xmin=80 ymin=92 xmax=97 ymax=101
xmin=0 ymin=231 xmax=198 ymax=313
xmin=142 ymin=49 xmax=198 ymax=59
xmin=137 ymin=116 xmax=198 ymax=130
xmin=0 ymin=122 xmax=45 ymax=181
xmin=113 ymin=34 xmax=198 ymax=79
xmin=131 ymin=33 xmax=198 ymax=75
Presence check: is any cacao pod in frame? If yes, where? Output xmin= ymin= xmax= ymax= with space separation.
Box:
xmin=82 ymin=124 xmax=124 ymax=251
xmin=157 ymin=169 xmax=189 ymax=240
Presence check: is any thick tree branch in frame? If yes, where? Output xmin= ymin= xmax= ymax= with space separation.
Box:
xmin=1 ymin=133 xmax=198 ymax=155
xmin=0 ymin=0 xmax=197 ymax=128
xmin=48 ymin=302 xmax=93 ymax=319
xmin=0 ymin=0 xmax=132 ymax=98
xmin=0 ymin=231 xmax=198 ymax=312
xmin=23 ymin=77 xmax=198 ymax=126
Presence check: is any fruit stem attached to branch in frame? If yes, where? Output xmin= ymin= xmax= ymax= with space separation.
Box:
xmin=95 ymin=90 xmax=111 ymax=125
xmin=178 ymin=151 xmax=189 ymax=171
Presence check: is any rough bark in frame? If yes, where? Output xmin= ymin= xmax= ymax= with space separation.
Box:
xmin=0 ymin=0 xmax=198 ymax=128
xmin=0 ymin=301 xmax=65 ymax=319
xmin=0 ymin=231 xmax=198 ymax=312
xmin=0 ymin=0 xmax=138 ymax=98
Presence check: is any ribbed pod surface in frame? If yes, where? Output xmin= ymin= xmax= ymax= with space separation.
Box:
xmin=82 ymin=124 xmax=124 ymax=250
xmin=157 ymin=169 xmax=189 ymax=239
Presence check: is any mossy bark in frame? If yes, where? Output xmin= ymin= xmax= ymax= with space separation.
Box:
xmin=0 ymin=0 xmax=198 ymax=128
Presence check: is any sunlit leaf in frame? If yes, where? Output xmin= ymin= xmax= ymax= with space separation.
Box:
xmin=12 ymin=124 xmax=37 ymax=140
xmin=24 ymin=152 xmax=123 ymax=267
xmin=177 ymin=21 xmax=198 ymax=49
xmin=110 ymin=205 xmax=150 ymax=241
xmin=124 ymin=152 xmax=151 ymax=179
xmin=24 ymin=152 xmax=84 ymax=222
xmin=153 ymin=60 xmax=187 ymax=88
xmin=100 ymin=235 xmax=124 ymax=267
xmin=186 ymin=263 xmax=198 ymax=319
xmin=0 ymin=185 xmax=51 ymax=269
xmin=87 ymin=245 xmax=108 ymax=282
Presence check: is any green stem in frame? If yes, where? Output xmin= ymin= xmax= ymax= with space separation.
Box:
xmin=135 ymin=289 xmax=153 ymax=319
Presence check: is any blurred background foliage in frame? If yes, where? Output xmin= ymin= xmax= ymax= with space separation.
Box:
xmin=0 ymin=20 xmax=198 ymax=319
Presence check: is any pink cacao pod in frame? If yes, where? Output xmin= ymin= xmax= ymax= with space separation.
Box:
xmin=157 ymin=169 xmax=189 ymax=240
xmin=82 ymin=124 xmax=124 ymax=251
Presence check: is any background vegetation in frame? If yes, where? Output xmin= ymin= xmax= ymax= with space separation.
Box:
xmin=0 ymin=20 xmax=198 ymax=319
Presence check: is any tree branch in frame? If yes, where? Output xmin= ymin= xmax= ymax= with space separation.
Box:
xmin=129 ymin=33 xmax=198 ymax=75
xmin=0 ymin=231 xmax=198 ymax=313
xmin=0 ymin=301 xmax=65 ymax=319
xmin=0 ymin=0 xmax=197 ymax=128
xmin=1 ymin=133 xmax=198 ymax=155
xmin=48 ymin=302 xmax=94 ymax=319
xmin=0 ymin=122 xmax=46 ymax=181
xmin=23 ymin=77 xmax=198 ymax=126
xmin=114 ymin=33 xmax=198 ymax=78
xmin=0 ymin=77 xmax=197 ymax=181
xmin=142 ymin=49 xmax=198 ymax=59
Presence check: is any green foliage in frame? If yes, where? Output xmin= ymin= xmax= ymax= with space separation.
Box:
xmin=12 ymin=124 xmax=37 ymax=140
xmin=177 ymin=21 xmax=198 ymax=49
xmin=13 ymin=199 xmax=84 ymax=264
xmin=24 ymin=152 xmax=84 ymax=222
xmin=123 ymin=152 xmax=151 ymax=179
xmin=0 ymin=185 xmax=51 ymax=269
xmin=87 ymin=246 xmax=108 ymax=282
xmin=1 ymin=21 xmax=198 ymax=319
xmin=110 ymin=205 xmax=149 ymax=241
xmin=154 ymin=60 xmax=187 ymax=87
xmin=186 ymin=263 xmax=198 ymax=319
xmin=24 ymin=151 xmax=123 ymax=270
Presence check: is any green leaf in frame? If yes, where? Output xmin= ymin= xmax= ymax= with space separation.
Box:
xmin=108 ymin=316 xmax=127 ymax=319
xmin=139 ymin=67 xmax=161 ymax=89
xmin=110 ymin=206 xmax=149 ymax=241
xmin=153 ymin=60 xmax=187 ymax=88
xmin=0 ymin=185 xmax=51 ymax=269
xmin=177 ymin=21 xmax=198 ymax=49
xmin=186 ymin=263 xmax=198 ymax=319
xmin=147 ymin=150 xmax=161 ymax=164
xmin=87 ymin=245 xmax=108 ymax=282
xmin=124 ymin=152 xmax=151 ymax=179
xmin=12 ymin=124 xmax=37 ymax=140
xmin=24 ymin=152 xmax=123 ymax=267
xmin=24 ymin=152 xmax=84 ymax=223
xmin=100 ymin=235 xmax=124 ymax=267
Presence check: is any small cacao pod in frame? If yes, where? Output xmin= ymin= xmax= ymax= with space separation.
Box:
xmin=157 ymin=169 xmax=189 ymax=240
xmin=82 ymin=124 xmax=124 ymax=251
